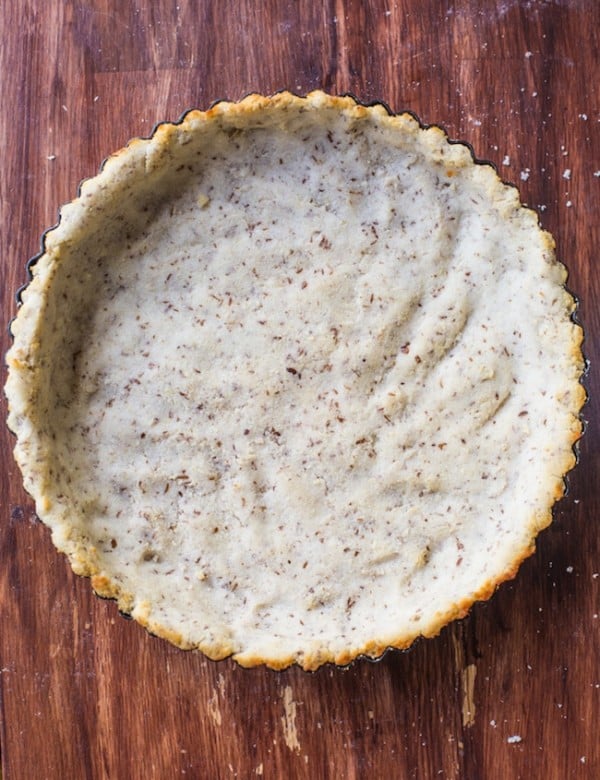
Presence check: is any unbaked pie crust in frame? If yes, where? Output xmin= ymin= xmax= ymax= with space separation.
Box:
xmin=5 ymin=92 xmax=585 ymax=669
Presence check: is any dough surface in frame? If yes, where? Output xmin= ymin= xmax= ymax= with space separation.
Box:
xmin=6 ymin=92 xmax=584 ymax=669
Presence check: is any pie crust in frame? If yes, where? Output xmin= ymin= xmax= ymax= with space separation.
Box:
xmin=5 ymin=92 xmax=585 ymax=670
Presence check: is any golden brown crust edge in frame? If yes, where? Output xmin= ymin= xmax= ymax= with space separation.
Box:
xmin=5 ymin=90 xmax=586 ymax=671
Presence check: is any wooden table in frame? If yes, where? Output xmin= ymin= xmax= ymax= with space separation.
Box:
xmin=1 ymin=1 xmax=598 ymax=777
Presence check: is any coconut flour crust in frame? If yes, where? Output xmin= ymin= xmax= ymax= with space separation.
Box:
xmin=6 ymin=92 xmax=585 ymax=670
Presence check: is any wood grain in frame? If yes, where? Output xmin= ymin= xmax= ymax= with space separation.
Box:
xmin=1 ymin=1 xmax=598 ymax=778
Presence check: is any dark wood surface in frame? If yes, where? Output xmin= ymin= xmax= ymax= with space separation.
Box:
xmin=1 ymin=1 xmax=598 ymax=778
